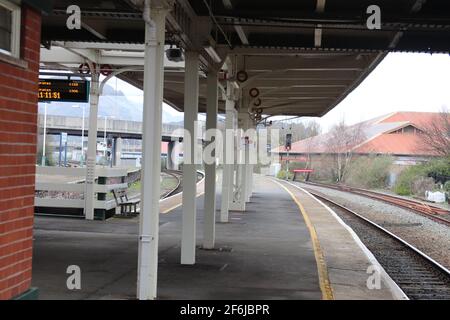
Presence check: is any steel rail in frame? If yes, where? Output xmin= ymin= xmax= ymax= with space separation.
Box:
xmin=161 ymin=170 xmax=182 ymax=199
xmin=302 ymin=188 xmax=450 ymax=299
xmin=301 ymin=181 xmax=450 ymax=226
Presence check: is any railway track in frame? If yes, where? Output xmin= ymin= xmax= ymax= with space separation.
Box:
xmin=161 ymin=170 xmax=182 ymax=199
xmin=302 ymin=181 xmax=450 ymax=226
xmin=303 ymin=188 xmax=450 ymax=300
xmin=160 ymin=170 xmax=204 ymax=199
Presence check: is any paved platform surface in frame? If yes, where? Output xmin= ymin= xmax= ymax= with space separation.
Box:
xmin=32 ymin=175 xmax=320 ymax=299
xmin=31 ymin=175 xmax=402 ymax=300
xmin=274 ymin=179 xmax=405 ymax=300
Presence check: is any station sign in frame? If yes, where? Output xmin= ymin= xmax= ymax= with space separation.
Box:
xmin=38 ymin=79 xmax=90 ymax=103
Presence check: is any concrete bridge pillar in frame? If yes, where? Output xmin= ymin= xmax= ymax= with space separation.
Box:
xmin=167 ymin=140 xmax=181 ymax=170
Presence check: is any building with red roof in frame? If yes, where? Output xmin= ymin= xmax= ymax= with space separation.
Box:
xmin=273 ymin=112 xmax=442 ymax=162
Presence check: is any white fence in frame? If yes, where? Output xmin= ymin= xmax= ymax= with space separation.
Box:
xmin=35 ymin=166 xmax=129 ymax=213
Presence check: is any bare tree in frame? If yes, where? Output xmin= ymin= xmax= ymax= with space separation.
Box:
xmin=418 ymin=108 xmax=450 ymax=157
xmin=326 ymin=120 xmax=366 ymax=182
xmin=272 ymin=120 xmax=321 ymax=146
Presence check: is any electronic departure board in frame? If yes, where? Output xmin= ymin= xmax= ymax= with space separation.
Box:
xmin=38 ymin=79 xmax=90 ymax=103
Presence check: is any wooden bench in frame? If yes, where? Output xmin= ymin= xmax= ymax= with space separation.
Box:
xmin=112 ymin=189 xmax=140 ymax=215
xmin=293 ymin=169 xmax=314 ymax=181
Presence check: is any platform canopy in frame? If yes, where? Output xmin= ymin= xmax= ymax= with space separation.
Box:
xmin=40 ymin=0 xmax=450 ymax=116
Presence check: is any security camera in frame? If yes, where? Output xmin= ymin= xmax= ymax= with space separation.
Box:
xmin=166 ymin=48 xmax=184 ymax=62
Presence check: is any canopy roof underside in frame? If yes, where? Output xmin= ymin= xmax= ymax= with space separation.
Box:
xmin=40 ymin=0 xmax=450 ymax=116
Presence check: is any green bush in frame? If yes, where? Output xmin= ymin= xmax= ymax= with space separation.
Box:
xmin=287 ymin=161 xmax=308 ymax=171
xmin=425 ymin=157 xmax=450 ymax=177
xmin=444 ymin=181 xmax=450 ymax=193
xmin=393 ymin=164 xmax=428 ymax=196
xmin=394 ymin=157 xmax=450 ymax=196
xmin=346 ymin=156 xmax=393 ymax=189
xmin=277 ymin=169 xmax=294 ymax=180
xmin=36 ymin=148 xmax=55 ymax=166
xmin=394 ymin=183 xmax=411 ymax=196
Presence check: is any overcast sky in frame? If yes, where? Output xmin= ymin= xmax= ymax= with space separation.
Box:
xmin=123 ymin=52 xmax=450 ymax=132
xmin=316 ymin=52 xmax=450 ymax=131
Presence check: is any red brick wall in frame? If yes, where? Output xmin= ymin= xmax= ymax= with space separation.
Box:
xmin=0 ymin=5 xmax=41 ymax=300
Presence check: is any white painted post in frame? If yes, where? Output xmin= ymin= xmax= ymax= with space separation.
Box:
xmin=84 ymin=72 xmax=100 ymax=220
xmin=203 ymin=70 xmax=218 ymax=249
xmin=243 ymin=118 xmax=253 ymax=202
xmin=137 ymin=8 xmax=166 ymax=300
xmin=243 ymin=132 xmax=250 ymax=203
xmin=181 ymin=51 xmax=200 ymax=265
xmin=220 ymin=87 xmax=235 ymax=222
xmin=115 ymin=137 xmax=122 ymax=167
xmin=231 ymin=108 xmax=238 ymax=205
xmin=240 ymin=116 xmax=249 ymax=206
xmin=246 ymin=127 xmax=254 ymax=201
xmin=81 ymin=105 xmax=85 ymax=167
xmin=229 ymin=120 xmax=246 ymax=212
xmin=41 ymin=103 xmax=47 ymax=166
xmin=103 ymin=116 xmax=107 ymax=157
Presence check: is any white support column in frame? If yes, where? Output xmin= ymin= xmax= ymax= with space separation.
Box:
xmin=245 ymin=123 xmax=255 ymax=202
xmin=115 ymin=137 xmax=123 ymax=167
xmin=203 ymin=70 xmax=218 ymax=249
xmin=231 ymin=110 xmax=239 ymax=205
xmin=84 ymin=71 xmax=99 ymax=220
xmin=220 ymin=87 xmax=235 ymax=222
xmin=181 ymin=51 xmax=200 ymax=265
xmin=241 ymin=117 xmax=250 ymax=204
xmin=246 ymin=136 xmax=254 ymax=201
xmin=244 ymin=137 xmax=251 ymax=202
xmin=229 ymin=123 xmax=246 ymax=211
xmin=137 ymin=9 xmax=166 ymax=300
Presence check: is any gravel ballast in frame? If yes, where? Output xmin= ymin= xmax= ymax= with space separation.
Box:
xmin=295 ymin=182 xmax=450 ymax=270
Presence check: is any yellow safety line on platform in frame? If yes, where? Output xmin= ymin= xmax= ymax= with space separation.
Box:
xmin=161 ymin=202 xmax=182 ymax=214
xmin=272 ymin=179 xmax=334 ymax=300
xmin=161 ymin=191 xmax=205 ymax=214
xmin=161 ymin=173 xmax=214 ymax=214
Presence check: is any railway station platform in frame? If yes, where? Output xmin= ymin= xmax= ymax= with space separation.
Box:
xmin=32 ymin=175 xmax=404 ymax=300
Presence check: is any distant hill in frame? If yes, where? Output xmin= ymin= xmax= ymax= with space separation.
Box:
xmin=38 ymin=83 xmax=184 ymax=123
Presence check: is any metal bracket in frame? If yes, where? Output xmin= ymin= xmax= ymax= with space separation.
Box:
xmin=140 ymin=235 xmax=154 ymax=243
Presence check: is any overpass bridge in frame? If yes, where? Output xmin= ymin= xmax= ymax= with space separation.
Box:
xmin=38 ymin=114 xmax=203 ymax=141
xmin=1 ymin=0 xmax=449 ymax=302
xmin=38 ymin=114 xmax=207 ymax=169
